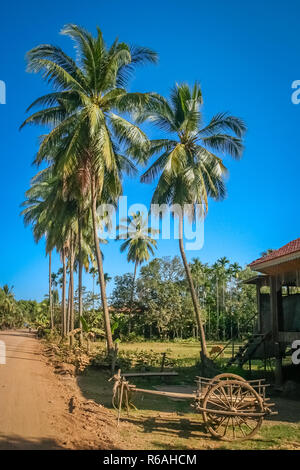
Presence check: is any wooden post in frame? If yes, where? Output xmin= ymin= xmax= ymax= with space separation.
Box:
xmin=256 ymin=282 xmax=261 ymax=333
xmin=274 ymin=342 xmax=283 ymax=388
xmin=160 ymin=352 xmax=166 ymax=372
xmin=111 ymin=343 xmax=119 ymax=375
xmin=117 ymin=378 xmax=124 ymax=426
xmin=270 ymin=276 xmax=282 ymax=387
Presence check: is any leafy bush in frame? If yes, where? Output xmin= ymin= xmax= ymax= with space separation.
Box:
xmin=91 ymin=348 xmax=175 ymax=371
xmin=121 ymin=333 xmax=146 ymax=343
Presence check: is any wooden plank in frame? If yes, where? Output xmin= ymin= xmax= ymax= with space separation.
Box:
xmin=131 ymin=388 xmax=275 ymax=412
xmin=132 ymin=387 xmax=195 ymax=399
xmin=122 ymin=372 xmax=178 ymax=377
xmin=278 ymin=331 xmax=300 ymax=342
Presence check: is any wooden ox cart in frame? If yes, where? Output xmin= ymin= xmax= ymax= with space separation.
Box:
xmin=111 ymin=371 xmax=277 ymax=441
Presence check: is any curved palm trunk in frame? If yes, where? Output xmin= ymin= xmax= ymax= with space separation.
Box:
xmin=62 ymin=249 xmax=67 ymax=337
xmin=91 ymin=178 xmax=113 ymax=353
xmin=178 ymin=214 xmax=208 ymax=359
xmin=67 ymin=277 xmax=71 ymax=335
xmin=49 ymin=251 xmax=54 ymax=330
xmin=68 ymin=235 xmax=75 ymax=338
xmin=70 ymin=248 xmax=74 ymax=334
xmin=78 ymin=213 xmax=83 ymax=345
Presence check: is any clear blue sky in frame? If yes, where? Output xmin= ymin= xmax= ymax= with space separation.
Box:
xmin=1 ymin=0 xmax=300 ymax=301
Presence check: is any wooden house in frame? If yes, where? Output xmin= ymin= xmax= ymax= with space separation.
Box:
xmin=247 ymin=238 xmax=300 ymax=385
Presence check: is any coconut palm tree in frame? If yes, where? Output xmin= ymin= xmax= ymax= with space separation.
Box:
xmin=139 ymin=82 xmax=246 ymax=363
xmin=21 ymin=168 xmax=57 ymax=329
xmin=104 ymin=273 xmax=112 ymax=285
xmin=21 ymin=24 xmax=157 ymax=354
xmin=117 ymin=211 xmax=158 ymax=332
xmin=22 ymin=168 xmax=82 ymax=336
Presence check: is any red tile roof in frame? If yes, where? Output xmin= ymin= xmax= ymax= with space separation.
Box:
xmin=249 ymin=238 xmax=300 ymax=267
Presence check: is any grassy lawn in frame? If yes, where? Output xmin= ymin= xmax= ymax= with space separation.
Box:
xmin=90 ymin=339 xmax=244 ymax=363
xmin=89 ymin=339 xmax=272 ymax=381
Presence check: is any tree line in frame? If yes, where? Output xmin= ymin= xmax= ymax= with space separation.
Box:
xmin=0 ymin=253 xmax=257 ymax=345
xmin=110 ymin=256 xmax=256 ymax=342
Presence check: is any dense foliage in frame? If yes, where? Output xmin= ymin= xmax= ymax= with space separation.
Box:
xmin=0 ymin=285 xmax=51 ymax=329
xmin=110 ymin=256 xmax=256 ymax=341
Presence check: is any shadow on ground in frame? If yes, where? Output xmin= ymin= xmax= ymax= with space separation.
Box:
xmin=0 ymin=434 xmax=62 ymax=450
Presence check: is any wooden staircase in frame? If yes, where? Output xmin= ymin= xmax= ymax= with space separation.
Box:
xmin=226 ymin=332 xmax=271 ymax=368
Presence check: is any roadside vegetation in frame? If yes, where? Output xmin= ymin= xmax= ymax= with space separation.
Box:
xmin=0 ymin=254 xmax=257 ymax=348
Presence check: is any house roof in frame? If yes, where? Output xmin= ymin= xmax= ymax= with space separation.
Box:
xmin=249 ymin=238 xmax=300 ymax=269
xmin=242 ymin=274 xmax=269 ymax=285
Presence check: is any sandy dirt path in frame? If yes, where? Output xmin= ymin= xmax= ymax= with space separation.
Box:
xmin=0 ymin=330 xmax=67 ymax=449
xmin=0 ymin=330 xmax=125 ymax=450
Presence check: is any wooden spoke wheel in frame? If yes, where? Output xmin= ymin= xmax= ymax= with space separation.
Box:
xmin=210 ymin=373 xmax=247 ymax=384
xmin=202 ymin=380 xmax=264 ymax=441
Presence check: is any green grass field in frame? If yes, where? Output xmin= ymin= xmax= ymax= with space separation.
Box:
xmin=89 ymin=339 xmax=271 ymax=379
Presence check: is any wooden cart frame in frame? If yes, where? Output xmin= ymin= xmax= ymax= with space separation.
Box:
xmin=111 ymin=371 xmax=277 ymax=441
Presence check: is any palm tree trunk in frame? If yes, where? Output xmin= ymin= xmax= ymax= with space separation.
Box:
xmin=78 ymin=213 xmax=83 ymax=345
xmin=62 ymin=250 xmax=67 ymax=337
xmin=49 ymin=251 xmax=54 ymax=330
xmin=70 ymin=243 xmax=74 ymax=334
xmin=68 ymin=236 xmax=75 ymax=336
xmin=92 ymin=274 xmax=95 ymax=313
xmin=91 ymin=177 xmax=114 ymax=353
xmin=216 ymin=278 xmax=219 ymax=340
xmin=178 ymin=214 xmax=208 ymax=359
xmin=128 ymin=260 xmax=138 ymax=334
xmin=67 ymin=277 xmax=71 ymax=335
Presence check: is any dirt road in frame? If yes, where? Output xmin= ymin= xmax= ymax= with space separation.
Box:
xmin=0 ymin=330 xmax=124 ymax=450
xmin=0 ymin=330 xmax=68 ymax=448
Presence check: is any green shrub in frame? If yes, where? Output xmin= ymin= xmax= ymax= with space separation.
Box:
xmin=91 ymin=348 xmax=175 ymax=371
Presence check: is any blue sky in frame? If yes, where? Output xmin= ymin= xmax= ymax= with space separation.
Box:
xmin=0 ymin=0 xmax=300 ymax=301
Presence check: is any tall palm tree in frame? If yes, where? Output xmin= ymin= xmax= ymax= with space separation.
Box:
xmin=104 ymin=273 xmax=112 ymax=285
xmin=21 ymin=169 xmax=57 ymax=329
xmin=229 ymin=262 xmax=241 ymax=279
xmin=21 ymin=24 xmax=157 ymax=354
xmin=22 ymin=168 xmax=81 ymax=336
xmin=139 ymin=83 xmax=246 ymax=363
xmin=117 ymin=211 xmax=158 ymax=332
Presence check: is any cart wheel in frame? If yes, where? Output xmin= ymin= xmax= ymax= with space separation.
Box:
xmin=202 ymin=379 xmax=264 ymax=441
xmin=210 ymin=373 xmax=247 ymax=384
